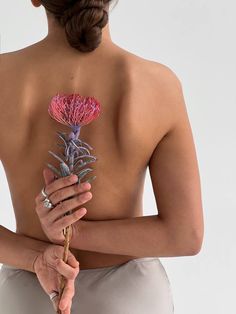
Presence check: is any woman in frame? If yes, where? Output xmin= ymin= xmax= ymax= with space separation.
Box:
xmin=0 ymin=0 xmax=204 ymax=313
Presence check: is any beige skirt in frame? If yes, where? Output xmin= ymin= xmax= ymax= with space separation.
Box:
xmin=0 ymin=257 xmax=174 ymax=314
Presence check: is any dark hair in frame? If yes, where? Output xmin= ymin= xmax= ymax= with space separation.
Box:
xmin=40 ymin=0 xmax=118 ymax=52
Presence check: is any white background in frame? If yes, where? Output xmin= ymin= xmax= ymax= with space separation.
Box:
xmin=0 ymin=1 xmax=236 ymax=313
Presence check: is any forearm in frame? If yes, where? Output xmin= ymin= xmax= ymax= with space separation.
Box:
xmin=71 ymin=214 xmax=186 ymax=257
xmin=72 ymin=214 xmax=201 ymax=257
xmin=0 ymin=225 xmax=51 ymax=273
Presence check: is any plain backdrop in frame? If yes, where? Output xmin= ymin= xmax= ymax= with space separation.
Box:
xmin=0 ymin=1 xmax=236 ymax=314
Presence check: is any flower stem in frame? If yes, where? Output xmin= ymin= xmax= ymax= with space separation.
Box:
xmin=57 ymin=225 xmax=72 ymax=313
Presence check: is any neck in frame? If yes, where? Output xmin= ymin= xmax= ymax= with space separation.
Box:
xmin=42 ymin=12 xmax=113 ymax=54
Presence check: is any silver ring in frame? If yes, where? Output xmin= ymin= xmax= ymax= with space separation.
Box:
xmin=49 ymin=291 xmax=59 ymax=301
xmin=41 ymin=186 xmax=48 ymax=198
xmin=43 ymin=197 xmax=54 ymax=209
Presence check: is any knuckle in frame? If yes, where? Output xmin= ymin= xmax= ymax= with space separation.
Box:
xmin=69 ymin=273 xmax=75 ymax=280
xmin=56 ymin=217 xmax=66 ymax=229
xmin=63 ymin=176 xmax=69 ymax=185
xmin=44 ymin=186 xmax=50 ymax=196
xmin=64 ymin=175 xmax=73 ymax=185
xmin=77 ymin=194 xmax=84 ymax=202
xmin=71 ymin=271 xmax=78 ymax=280
xmin=41 ymin=216 xmax=49 ymax=226
xmin=54 ymin=190 xmax=64 ymax=201
xmin=63 ymin=215 xmax=70 ymax=224
xmin=58 ymin=201 xmax=67 ymax=212
xmin=73 ymin=184 xmax=79 ymax=193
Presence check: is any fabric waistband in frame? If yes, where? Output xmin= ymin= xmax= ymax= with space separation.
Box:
xmin=78 ymin=257 xmax=160 ymax=273
xmin=1 ymin=257 xmax=160 ymax=273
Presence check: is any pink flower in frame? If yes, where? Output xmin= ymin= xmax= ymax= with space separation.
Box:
xmin=48 ymin=93 xmax=101 ymax=130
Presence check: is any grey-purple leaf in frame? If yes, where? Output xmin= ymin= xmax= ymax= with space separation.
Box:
xmin=85 ymin=175 xmax=96 ymax=184
xmin=77 ymin=168 xmax=93 ymax=181
xmin=56 ymin=131 xmax=67 ymax=139
xmin=75 ymin=139 xmax=93 ymax=150
xmin=74 ymin=156 xmax=96 ymax=168
xmin=71 ymin=140 xmax=81 ymax=149
xmin=74 ymin=160 xmax=96 ymax=171
xmin=78 ymin=147 xmax=90 ymax=155
xmin=60 ymin=162 xmax=71 ymax=177
xmin=46 ymin=163 xmax=61 ymax=177
xmin=57 ymin=134 xmax=68 ymax=148
xmin=48 ymin=150 xmax=66 ymax=164
xmin=74 ymin=155 xmax=96 ymax=161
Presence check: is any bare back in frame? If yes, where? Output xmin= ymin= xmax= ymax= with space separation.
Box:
xmin=0 ymin=40 xmax=172 ymax=268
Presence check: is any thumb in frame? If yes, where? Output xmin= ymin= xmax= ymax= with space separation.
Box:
xmin=43 ymin=167 xmax=57 ymax=186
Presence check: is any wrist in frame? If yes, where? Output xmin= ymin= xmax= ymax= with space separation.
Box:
xmin=29 ymin=242 xmax=49 ymax=273
xmin=71 ymin=219 xmax=88 ymax=250
xmin=31 ymin=252 xmax=42 ymax=274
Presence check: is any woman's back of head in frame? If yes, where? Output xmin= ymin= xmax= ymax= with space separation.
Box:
xmin=39 ymin=0 xmax=118 ymax=53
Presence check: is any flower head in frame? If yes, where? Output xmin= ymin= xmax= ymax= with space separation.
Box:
xmin=48 ymin=93 xmax=101 ymax=130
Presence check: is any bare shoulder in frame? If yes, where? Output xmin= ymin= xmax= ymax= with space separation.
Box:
xmin=0 ymin=45 xmax=36 ymax=103
xmin=0 ymin=51 xmax=20 ymax=113
xmin=0 ymin=48 xmax=28 ymax=92
xmin=118 ymin=48 xmax=186 ymax=142
xmin=0 ymin=41 xmax=39 ymax=76
xmin=120 ymin=48 xmax=182 ymax=88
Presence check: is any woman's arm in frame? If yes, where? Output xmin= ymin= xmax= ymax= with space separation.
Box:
xmin=71 ymin=67 xmax=204 ymax=257
xmin=0 ymin=225 xmax=51 ymax=273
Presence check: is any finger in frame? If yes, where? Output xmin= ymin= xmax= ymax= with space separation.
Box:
xmin=49 ymin=181 xmax=91 ymax=207
xmin=59 ymin=279 xmax=74 ymax=312
xmin=35 ymin=168 xmax=57 ymax=204
xmin=36 ymin=173 xmax=78 ymax=205
xmin=35 ymin=173 xmax=77 ymax=205
xmin=67 ymin=253 xmax=80 ymax=268
xmin=56 ymin=259 xmax=79 ymax=280
xmin=62 ymin=300 xmax=72 ymax=314
xmin=51 ymin=191 xmax=91 ymax=220
xmin=53 ymin=207 xmax=87 ymax=230
xmin=43 ymin=189 xmax=90 ymax=223
xmin=43 ymin=167 xmax=56 ymax=186
xmin=46 ymin=174 xmax=79 ymax=197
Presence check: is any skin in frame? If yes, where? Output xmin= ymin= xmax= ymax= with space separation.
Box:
xmin=0 ymin=0 xmax=204 ymax=312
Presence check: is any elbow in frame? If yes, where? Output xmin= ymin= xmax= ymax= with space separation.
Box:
xmin=169 ymin=225 xmax=204 ymax=257
xmin=185 ymin=232 xmax=203 ymax=255
xmin=182 ymin=227 xmax=204 ymax=256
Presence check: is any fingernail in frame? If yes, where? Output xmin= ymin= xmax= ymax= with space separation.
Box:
xmin=82 ymin=182 xmax=91 ymax=189
xmin=60 ymin=301 xmax=66 ymax=310
xmin=70 ymin=174 xmax=78 ymax=182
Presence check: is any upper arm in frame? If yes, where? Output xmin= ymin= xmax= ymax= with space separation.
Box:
xmin=148 ymin=67 xmax=204 ymax=252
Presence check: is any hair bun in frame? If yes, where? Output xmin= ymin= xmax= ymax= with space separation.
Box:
xmin=59 ymin=0 xmax=109 ymax=52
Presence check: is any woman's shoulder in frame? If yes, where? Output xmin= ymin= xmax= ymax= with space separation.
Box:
xmin=116 ymin=46 xmax=182 ymax=93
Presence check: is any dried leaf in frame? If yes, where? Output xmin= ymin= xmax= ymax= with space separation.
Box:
xmin=77 ymin=168 xmax=93 ymax=181
xmin=74 ymin=160 xmax=96 ymax=172
xmin=60 ymin=162 xmax=71 ymax=177
xmin=74 ymin=155 xmax=96 ymax=162
xmin=85 ymin=175 xmax=96 ymax=183
xmin=57 ymin=134 xmax=68 ymax=148
xmin=75 ymin=138 xmax=93 ymax=150
xmin=78 ymin=146 xmax=90 ymax=155
xmin=46 ymin=163 xmax=61 ymax=177
xmin=48 ymin=150 xmax=66 ymax=164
